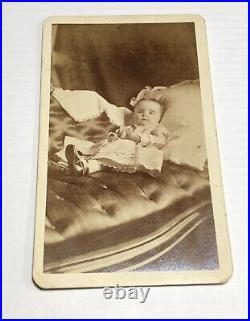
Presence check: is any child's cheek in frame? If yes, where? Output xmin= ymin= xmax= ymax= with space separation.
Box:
xmin=134 ymin=114 xmax=139 ymax=124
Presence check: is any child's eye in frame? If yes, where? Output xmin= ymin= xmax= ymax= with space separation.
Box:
xmin=149 ymin=111 xmax=155 ymax=114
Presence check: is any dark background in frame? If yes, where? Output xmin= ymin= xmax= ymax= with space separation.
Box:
xmin=51 ymin=23 xmax=199 ymax=107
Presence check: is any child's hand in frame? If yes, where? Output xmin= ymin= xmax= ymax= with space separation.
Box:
xmin=127 ymin=132 xmax=141 ymax=144
xmin=124 ymin=127 xmax=134 ymax=135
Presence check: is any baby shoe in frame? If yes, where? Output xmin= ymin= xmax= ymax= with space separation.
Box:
xmin=65 ymin=144 xmax=86 ymax=176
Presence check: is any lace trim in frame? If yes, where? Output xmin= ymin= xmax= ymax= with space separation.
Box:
xmin=98 ymin=159 xmax=137 ymax=173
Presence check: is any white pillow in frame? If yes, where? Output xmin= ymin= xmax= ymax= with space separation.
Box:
xmin=131 ymin=80 xmax=207 ymax=171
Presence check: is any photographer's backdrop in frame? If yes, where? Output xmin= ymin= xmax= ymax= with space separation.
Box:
xmin=51 ymin=23 xmax=199 ymax=106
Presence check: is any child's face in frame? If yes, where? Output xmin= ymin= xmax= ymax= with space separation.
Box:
xmin=133 ymin=100 xmax=163 ymax=126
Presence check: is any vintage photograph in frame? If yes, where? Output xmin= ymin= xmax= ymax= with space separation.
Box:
xmin=33 ymin=15 xmax=232 ymax=287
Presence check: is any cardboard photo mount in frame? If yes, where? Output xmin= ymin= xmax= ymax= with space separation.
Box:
xmin=33 ymin=14 xmax=233 ymax=289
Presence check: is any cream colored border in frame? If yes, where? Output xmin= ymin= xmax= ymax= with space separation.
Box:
xmin=33 ymin=14 xmax=233 ymax=289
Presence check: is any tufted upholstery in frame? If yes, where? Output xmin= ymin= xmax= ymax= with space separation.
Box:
xmin=49 ymin=95 xmax=116 ymax=155
xmin=44 ymin=161 xmax=216 ymax=272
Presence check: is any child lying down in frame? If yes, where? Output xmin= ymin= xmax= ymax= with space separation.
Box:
xmin=64 ymin=98 xmax=170 ymax=177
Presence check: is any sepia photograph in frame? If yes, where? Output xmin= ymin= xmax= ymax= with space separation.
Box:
xmin=33 ymin=15 xmax=232 ymax=288
xmin=4 ymin=2 xmax=248 ymax=317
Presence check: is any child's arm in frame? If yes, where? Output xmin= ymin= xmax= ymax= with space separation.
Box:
xmin=119 ymin=126 xmax=141 ymax=143
xmin=140 ymin=126 xmax=170 ymax=149
xmin=107 ymin=125 xmax=128 ymax=142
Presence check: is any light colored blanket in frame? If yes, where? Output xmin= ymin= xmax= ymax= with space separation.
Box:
xmin=52 ymin=88 xmax=125 ymax=126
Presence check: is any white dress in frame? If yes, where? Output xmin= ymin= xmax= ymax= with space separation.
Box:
xmin=82 ymin=123 xmax=170 ymax=177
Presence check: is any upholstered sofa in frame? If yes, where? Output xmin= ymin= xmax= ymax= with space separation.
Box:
xmin=44 ymin=82 xmax=219 ymax=273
